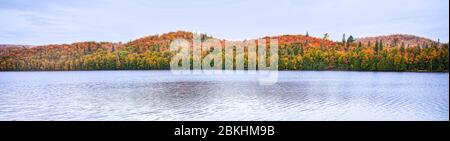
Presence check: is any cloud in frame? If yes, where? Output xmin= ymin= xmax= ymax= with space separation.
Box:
xmin=0 ymin=0 xmax=448 ymax=45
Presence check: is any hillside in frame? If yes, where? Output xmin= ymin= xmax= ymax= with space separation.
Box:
xmin=0 ymin=44 xmax=33 ymax=48
xmin=356 ymin=34 xmax=441 ymax=48
xmin=125 ymin=31 xmax=335 ymax=51
xmin=0 ymin=31 xmax=448 ymax=71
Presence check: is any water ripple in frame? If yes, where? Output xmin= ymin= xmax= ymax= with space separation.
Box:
xmin=0 ymin=71 xmax=448 ymax=121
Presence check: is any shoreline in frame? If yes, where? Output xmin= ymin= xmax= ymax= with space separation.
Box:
xmin=1 ymin=69 xmax=448 ymax=73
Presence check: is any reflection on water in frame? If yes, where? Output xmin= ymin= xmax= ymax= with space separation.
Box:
xmin=0 ymin=71 xmax=448 ymax=121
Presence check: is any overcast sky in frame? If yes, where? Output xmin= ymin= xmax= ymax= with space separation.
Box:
xmin=0 ymin=0 xmax=448 ymax=45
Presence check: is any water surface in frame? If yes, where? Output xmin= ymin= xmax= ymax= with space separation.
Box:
xmin=0 ymin=71 xmax=448 ymax=120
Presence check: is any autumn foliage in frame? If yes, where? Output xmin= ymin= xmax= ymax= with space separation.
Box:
xmin=0 ymin=31 xmax=448 ymax=71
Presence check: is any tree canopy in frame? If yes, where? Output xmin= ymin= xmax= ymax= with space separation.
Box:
xmin=0 ymin=31 xmax=448 ymax=72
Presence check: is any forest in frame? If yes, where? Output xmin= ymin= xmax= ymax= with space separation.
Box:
xmin=0 ymin=31 xmax=448 ymax=71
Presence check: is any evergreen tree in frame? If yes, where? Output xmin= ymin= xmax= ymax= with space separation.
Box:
xmin=323 ymin=33 xmax=329 ymax=40
xmin=342 ymin=33 xmax=346 ymax=44
xmin=346 ymin=35 xmax=354 ymax=47
xmin=379 ymin=40 xmax=383 ymax=51
xmin=375 ymin=40 xmax=379 ymax=54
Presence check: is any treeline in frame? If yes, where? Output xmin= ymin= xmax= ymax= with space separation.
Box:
xmin=0 ymin=42 xmax=172 ymax=71
xmin=278 ymin=40 xmax=448 ymax=71
xmin=0 ymin=31 xmax=448 ymax=71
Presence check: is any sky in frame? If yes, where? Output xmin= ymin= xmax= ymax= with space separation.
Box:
xmin=0 ymin=0 xmax=448 ymax=45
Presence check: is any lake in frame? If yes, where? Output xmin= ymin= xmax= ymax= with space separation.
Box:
xmin=0 ymin=71 xmax=448 ymax=121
